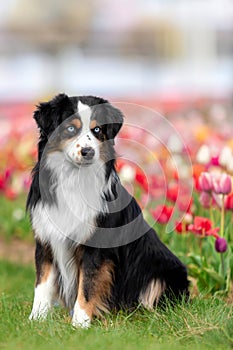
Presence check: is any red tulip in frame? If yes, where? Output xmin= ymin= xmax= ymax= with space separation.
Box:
xmin=188 ymin=216 xmax=219 ymax=237
xmin=135 ymin=169 xmax=148 ymax=192
xmin=225 ymin=193 xmax=233 ymax=211
xmin=151 ymin=205 xmax=173 ymax=224
xmin=167 ymin=184 xmax=179 ymax=202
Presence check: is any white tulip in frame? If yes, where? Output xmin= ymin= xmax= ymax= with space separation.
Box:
xmin=196 ymin=145 xmax=211 ymax=165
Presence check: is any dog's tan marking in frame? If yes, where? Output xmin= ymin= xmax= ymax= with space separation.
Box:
xmin=40 ymin=263 xmax=52 ymax=283
xmin=35 ymin=262 xmax=53 ymax=287
xmin=72 ymin=119 xmax=81 ymax=129
xmin=90 ymin=120 xmax=97 ymax=129
xmin=76 ymin=144 xmax=80 ymax=148
xmin=139 ymin=279 xmax=166 ymax=310
xmin=77 ymin=262 xmax=114 ymax=319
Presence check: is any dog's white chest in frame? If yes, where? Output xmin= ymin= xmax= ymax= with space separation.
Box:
xmin=31 ymin=162 xmax=107 ymax=245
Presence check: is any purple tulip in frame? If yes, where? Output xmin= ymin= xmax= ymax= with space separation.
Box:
xmin=215 ymin=237 xmax=228 ymax=253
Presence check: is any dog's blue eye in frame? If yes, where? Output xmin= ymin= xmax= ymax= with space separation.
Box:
xmin=67 ymin=126 xmax=75 ymax=133
xmin=93 ymin=127 xmax=100 ymax=134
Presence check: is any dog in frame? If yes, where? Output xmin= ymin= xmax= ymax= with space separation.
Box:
xmin=27 ymin=93 xmax=189 ymax=328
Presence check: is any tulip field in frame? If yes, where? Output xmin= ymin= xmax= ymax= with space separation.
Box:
xmin=0 ymin=98 xmax=232 ymax=349
xmin=1 ymin=99 xmax=232 ymax=294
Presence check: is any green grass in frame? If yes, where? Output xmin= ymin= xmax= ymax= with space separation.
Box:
xmin=0 ymin=196 xmax=31 ymax=242
xmin=0 ymin=260 xmax=232 ymax=350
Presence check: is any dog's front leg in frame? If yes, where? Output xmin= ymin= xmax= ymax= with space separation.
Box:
xmin=29 ymin=240 xmax=57 ymax=320
xmin=72 ymin=257 xmax=114 ymax=328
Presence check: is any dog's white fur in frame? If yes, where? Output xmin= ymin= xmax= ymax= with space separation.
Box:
xmin=29 ymin=266 xmax=56 ymax=320
xmin=72 ymin=300 xmax=91 ymax=328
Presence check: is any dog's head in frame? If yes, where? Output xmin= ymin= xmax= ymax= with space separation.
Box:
xmin=34 ymin=93 xmax=124 ymax=167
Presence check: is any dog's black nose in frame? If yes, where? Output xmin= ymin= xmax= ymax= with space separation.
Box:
xmin=81 ymin=147 xmax=95 ymax=160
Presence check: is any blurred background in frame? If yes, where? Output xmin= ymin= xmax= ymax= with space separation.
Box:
xmin=0 ymin=0 xmax=233 ymax=257
xmin=1 ymin=0 xmax=233 ymax=101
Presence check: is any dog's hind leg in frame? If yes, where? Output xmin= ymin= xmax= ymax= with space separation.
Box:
xmin=29 ymin=240 xmax=57 ymax=320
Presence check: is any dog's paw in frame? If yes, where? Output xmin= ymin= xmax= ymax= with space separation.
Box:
xmin=72 ymin=318 xmax=91 ymax=329
xmin=72 ymin=308 xmax=91 ymax=329
xmin=29 ymin=303 xmax=49 ymax=321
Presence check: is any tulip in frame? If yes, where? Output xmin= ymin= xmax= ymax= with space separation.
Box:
xmin=183 ymin=212 xmax=193 ymax=224
xmin=196 ymin=145 xmax=211 ymax=165
xmin=219 ymin=146 xmax=232 ymax=167
xmin=177 ymin=196 xmax=193 ymax=212
xmin=188 ymin=216 xmax=219 ymax=237
xmin=199 ymin=191 xmax=212 ymax=209
xmin=175 ymin=221 xmax=187 ymax=233
xmin=210 ymin=155 xmax=219 ymax=167
xmin=225 ymin=193 xmax=233 ymax=211
xmin=215 ymin=237 xmax=227 ymax=253
xmin=212 ymin=173 xmax=232 ymax=195
xmin=135 ymin=170 xmax=148 ymax=192
xmin=198 ymin=172 xmax=213 ymax=192
xmin=167 ymin=184 xmax=179 ymax=202
xmin=151 ymin=205 xmax=173 ymax=224
xmin=119 ymin=165 xmax=135 ymax=183
xmin=175 ymin=221 xmax=183 ymax=233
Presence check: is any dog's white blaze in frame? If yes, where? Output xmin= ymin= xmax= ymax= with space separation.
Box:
xmin=72 ymin=300 xmax=91 ymax=328
xmin=29 ymin=268 xmax=56 ymax=320
xmin=66 ymin=101 xmax=99 ymax=163
xmin=77 ymin=101 xmax=89 ymax=113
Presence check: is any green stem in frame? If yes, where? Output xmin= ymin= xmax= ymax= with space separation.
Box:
xmin=220 ymin=195 xmax=225 ymax=238
xmin=210 ymin=204 xmax=214 ymax=226
xmin=220 ymin=253 xmax=225 ymax=280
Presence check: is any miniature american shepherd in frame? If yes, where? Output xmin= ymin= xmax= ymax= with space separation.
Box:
xmin=27 ymin=93 xmax=189 ymax=328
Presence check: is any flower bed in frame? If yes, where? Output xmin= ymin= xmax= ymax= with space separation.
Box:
xmin=0 ymin=99 xmax=232 ymax=295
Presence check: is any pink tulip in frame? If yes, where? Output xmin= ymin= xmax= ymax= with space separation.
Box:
xmin=212 ymin=173 xmax=232 ymax=195
xmin=199 ymin=192 xmax=212 ymax=209
xmin=198 ymin=172 xmax=213 ymax=192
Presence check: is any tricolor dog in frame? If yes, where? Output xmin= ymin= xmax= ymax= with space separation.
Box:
xmin=27 ymin=94 xmax=189 ymax=328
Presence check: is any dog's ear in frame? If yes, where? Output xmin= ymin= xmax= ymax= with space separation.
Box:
xmin=33 ymin=93 xmax=71 ymax=137
xmin=104 ymin=105 xmax=124 ymax=145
